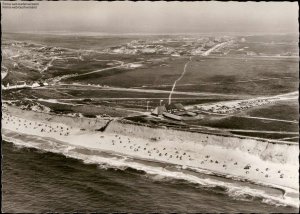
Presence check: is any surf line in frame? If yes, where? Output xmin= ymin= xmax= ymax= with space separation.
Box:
xmin=168 ymin=56 xmax=193 ymax=105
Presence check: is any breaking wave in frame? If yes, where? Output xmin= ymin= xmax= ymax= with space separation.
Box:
xmin=3 ymin=133 xmax=298 ymax=208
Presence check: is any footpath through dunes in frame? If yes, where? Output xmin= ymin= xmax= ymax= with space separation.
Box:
xmin=2 ymin=106 xmax=299 ymax=207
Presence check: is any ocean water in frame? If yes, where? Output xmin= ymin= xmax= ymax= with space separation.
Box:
xmin=2 ymin=140 xmax=298 ymax=213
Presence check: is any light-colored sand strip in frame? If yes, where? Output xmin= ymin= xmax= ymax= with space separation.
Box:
xmin=51 ymin=89 xmax=75 ymax=98
xmin=202 ymin=41 xmax=230 ymax=56
xmin=133 ymin=77 xmax=295 ymax=89
xmin=62 ymin=60 xmax=144 ymax=79
xmin=54 ymin=84 xmax=242 ymax=98
xmin=205 ymin=56 xmax=299 ymax=60
xmin=94 ymin=59 xmax=124 ymax=65
xmin=278 ymin=136 xmax=299 ymax=141
xmin=224 ymin=129 xmax=298 ymax=135
xmin=37 ymin=98 xmax=79 ymax=106
xmin=189 ymin=124 xmax=298 ymax=135
xmin=235 ymin=116 xmax=298 ymax=124
xmin=58 ymin=97 xmax=222 ymax=101
xmin=185 ymin=91 xmax=298 ymax=114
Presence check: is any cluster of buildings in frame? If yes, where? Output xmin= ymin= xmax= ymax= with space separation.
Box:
xmin=151 ymin=103 xmax=197 ymax=121
xmin=104 ymin=42 xmax=177 ymax=55
xmin=103 ymin=36 xmax=234 ymax=57
xmin=2 ymin=81 xmax=48 ymax=90
xmin=194 ymin=98 xmax=276 ymax=114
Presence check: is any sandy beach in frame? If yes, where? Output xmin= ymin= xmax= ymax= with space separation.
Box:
xmin=2 ymin=106 xmax=298 ymax=200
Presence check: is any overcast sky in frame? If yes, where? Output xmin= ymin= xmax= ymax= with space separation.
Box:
xmin=2 ymin=1 xmax=298 ymax=34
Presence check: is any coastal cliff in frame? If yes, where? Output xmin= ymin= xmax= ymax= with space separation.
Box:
xmin=5 ymin=106 xmax=110 ymax=130
xmin=2 ymin=106 xmax=299 ymax=195
xmin=106 ymin=120 xmax=298 ymax=165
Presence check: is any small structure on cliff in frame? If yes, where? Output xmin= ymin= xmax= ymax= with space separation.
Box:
xmin=151 ymin=102 xmax=200 ymax=121
xmin=166 ymin=103 xmax=185 ymax=113
xmin=151 ymin=105 xmax=167 ymax=116
xmin=151 ymin=103 xmax=185 ymax=116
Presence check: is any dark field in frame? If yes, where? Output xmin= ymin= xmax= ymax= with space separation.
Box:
xmin=3 ymin=84 xmax=241 ymax=102
xmin=3 ymin=87 xmax=218 ymax=100
xmin=230 ymin=131 xmax=298 ymax=142
xmin=64 ymin=56 xmax=189 ymax=87
xmin=245 ymin=100 xmax=299 ymax=121
xmin=43 ymin=58 xmax=114 ymax=78
xmin=146 ymin=57 xmax=298 ymax=96
xmin=3 ymin=66 xmax=42 ymax=85
xmin=63 ymin=56 xmax=299 ymax=96
xmin=185 ymin=115 xmax=298 ymax=132
xmin=37 ymin=100 xmax=131 ymax=118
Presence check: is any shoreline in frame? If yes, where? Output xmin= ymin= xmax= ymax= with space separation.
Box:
xmin=2 ymin=106 xmax=299 ymax=207
xmin=2 ymin=130 xmax=298 ymax=208
xmin=1 ymin=128 xmax=296 ymax=192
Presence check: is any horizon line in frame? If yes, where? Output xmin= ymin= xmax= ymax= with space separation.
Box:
xmin=3 ymin=31 xmax=298 ymax=37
